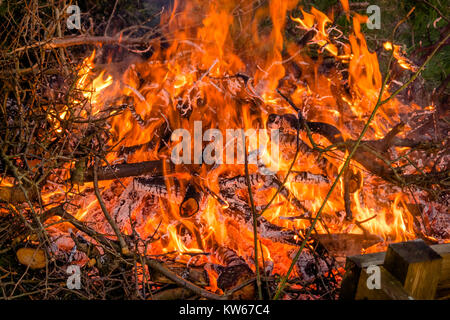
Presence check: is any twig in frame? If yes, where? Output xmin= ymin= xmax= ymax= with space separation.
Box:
xmin=93 ymin=157 xmax=130 ymax=256
xmin=104 ymin=0 xmax=120 ymax=36
xmin=421 ymin=0 xmax=450 ymax=23
xmin=9 ymin=36 xmax=158 ymax=54
xmin=242 ymin=132 xmax=263 ymax=300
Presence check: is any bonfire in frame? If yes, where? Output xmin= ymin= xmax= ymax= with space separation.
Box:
xmin=0 ymin=0 xmax=448 ymax=300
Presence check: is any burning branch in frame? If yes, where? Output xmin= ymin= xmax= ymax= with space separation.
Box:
xmin=82 ymin=159 xmax=174 ymax=182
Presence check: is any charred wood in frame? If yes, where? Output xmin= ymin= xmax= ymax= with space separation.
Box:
xmin=219 ymin=172 xmax=329 ymax=190
xmin=214 ymin=246 xmax=255 ymax=299
xmin=222 ymin=195 xmax=303 ymax=246
xmin=219 ymin=173 xmax=315 ymax=214
xmin=82 ymin=159 xmax=174 ymax=183
xmin=134 ymin=175 xmax=183 ymax=202
xmin=149 ymin=261 xmax=210 ymax=287
xmin=180 ymin=183 xmax=203 ymax=217
xmin=149 ymin=287 xmax=195 ymax=300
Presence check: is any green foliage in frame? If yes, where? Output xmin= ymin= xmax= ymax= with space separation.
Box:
xmin=298 ymin=0 xmax=449 ymax=92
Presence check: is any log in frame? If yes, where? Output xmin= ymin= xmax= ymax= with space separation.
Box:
xmin=219 ymin=174 xmax=266 ymax=191
xmin=219 ymin=172 xmax=329 ymax=190
xmin=268 ymin=114 xmax=392 ymax=180
xmin=144 ymin=258 xmax=224 ymax=300
xmin=277 ymin=130 xmax=336 ymax=176
xmin=214 ymin=246 xmax=248 ymax=267
xmin=214 ymin=247 xmax=255 ymax=299
xmin=383 ymin=239 xmax=443 ymax=300
xmin=134 ymin=176 xmax=183 ymax=202
xmin=218 ymin=264 xmax=255 ymax=299
xmin=343 ymin=168 xmax=353 ymax=220
xmin=222 ymin=193 xmax=382 ymax=254
xmin=268 ymin=113 xmax=428 ymax=150
xmin=149 ymin=261 xmax=210 ymax=287
xmin=267 ymin=113 xmax=344 ymax=144
xmin=289 ymin=171 xmax=330 ymax=185
xmin=222 ymin=196 xmax=303 ymax=246
xmin=180 ymin=183 xmax=203 ymax=217
xmin=149 ymin=287 xmax=195 ymax=300
xmin=219 ymin=173 xmax=316 ymax=214
xmin=267 ymin=113 xmax=391 ymax=176
xmin=82 ymin=159 xmax=174 ymax=182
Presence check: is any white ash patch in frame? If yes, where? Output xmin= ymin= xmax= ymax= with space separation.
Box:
xmin=291 ymin=250 xmax=329 ymax=283
xmin=289 ymin=171 xmax=329 ymax=185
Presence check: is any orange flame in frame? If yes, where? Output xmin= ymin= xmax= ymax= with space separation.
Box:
xmin=43 ymin=1 xmax=430 ymax=286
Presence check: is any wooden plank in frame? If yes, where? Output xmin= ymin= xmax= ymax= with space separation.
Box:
xmin=339 ymin=251 xmax=385 ymax=300
xmin=339 ymin=242 xmax=450 ymax=300
xmin=431 ymin=243 xmax=450 ymax=283
xmin=384 ymin=240 xmax=442 ymax=300
xmin=431 ymin=243 xmax=450 ymax=299
xmin=355 ymin=266 xmax=414 ymax=300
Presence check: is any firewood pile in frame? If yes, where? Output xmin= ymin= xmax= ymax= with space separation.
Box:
xmin=0 ymin=0 xmax=448 ymax=300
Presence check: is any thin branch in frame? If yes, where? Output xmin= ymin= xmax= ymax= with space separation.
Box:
xmin=93 ymin=157 xmax=130 ymax=256
xmin=242 ymin=132 xmax=263 ymax=300
xmin=9 ymin=36 xmax=158 ymax=54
